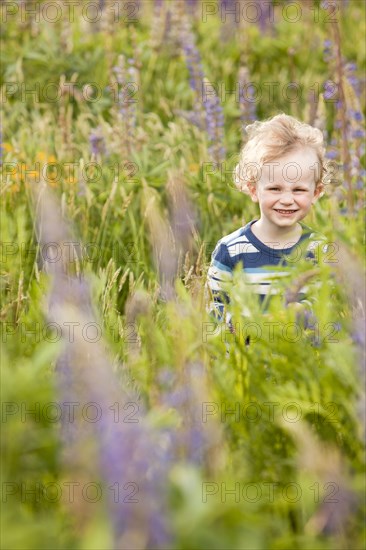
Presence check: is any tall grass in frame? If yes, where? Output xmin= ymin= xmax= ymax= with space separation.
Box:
xmin=1 ymin=1 xmax=365 ymax=549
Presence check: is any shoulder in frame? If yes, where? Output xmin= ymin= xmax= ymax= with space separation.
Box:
xmin=210 ymin=225 xmax=248 ymax=269
xmin=212 ymin=226 xmax=246 ymax=254
xmin=217 ymin=225 xmax=247 ymax=247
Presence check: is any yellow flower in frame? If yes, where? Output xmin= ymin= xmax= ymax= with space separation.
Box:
xmin=36 ymin=151 xmax=47 ymax=161
xmin=10 ymin=183 xmax=20 ymax=194
xmin=2 ymin=142 xmax=13 ymax=153
xmin=36 ymin=152 xmax=57 ymax=165
xmin=65 ymin=175 xmax=77 ymax=185
xmin=19 ymin=163 xmax=39 ymax=181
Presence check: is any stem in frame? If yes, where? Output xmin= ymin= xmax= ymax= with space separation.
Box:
xmin=332 ymin=19 xmax=354 ymax=213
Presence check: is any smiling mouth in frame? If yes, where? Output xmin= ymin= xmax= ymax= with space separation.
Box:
xmin=274 ymin=209 xmax=298 ymax=214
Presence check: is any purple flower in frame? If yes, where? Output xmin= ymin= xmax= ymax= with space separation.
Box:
xmin=182 ymin=42 xmax=204 ymax=94
xmin=352 ymin=129 xmax=365 ymax=139
xmin=257 ymin=0 xmax=273 ymax=33
xmin=89 ymin=129 xmax=106 ymax=156
xmin=344 ymin=62 xmax=361 ymax=96
xmin=348 ymin=76 xmax=359 ymax=87
xmin=323 ymin=80 xmax=335 ymax=100
xmin=37 ymin=189 xmax=173 ymax=548
xmin=181 ymin=21 xmax=225 ymax=161
xmin=155 ymin=0 xmax=163 ymax=7
xmin=238 ymin=68 xmax=257 ymax=139
xmin=160 ymin=362 xmax=221 ymax=466
xmin=350 ymin=109 xmax=363 ymax=122
xmin=185 ymin=0 xmax=198 ymax=15
xmin=112 ymin=55 xmax=139 ymax=153
xmin=345 ymin=62 xmax=357 ymax=72
xmin=204 ymin=88 xmax=226 ymax=162
xmin=323 ymin=39 xmax=334 ymax=63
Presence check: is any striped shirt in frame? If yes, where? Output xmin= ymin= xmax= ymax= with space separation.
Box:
xmin=206 ymin=219 xmax=328 ymax=323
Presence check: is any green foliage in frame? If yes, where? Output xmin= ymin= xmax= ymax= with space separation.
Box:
xmin=1 ymin=1 xmax=365 ymax=548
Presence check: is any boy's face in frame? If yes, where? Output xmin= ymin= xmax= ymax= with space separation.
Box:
xmin=247 ymin=148 xmax=323 ymax=229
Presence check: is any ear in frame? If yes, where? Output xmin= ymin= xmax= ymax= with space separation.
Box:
xmin=311 ymin=183 xmax=324 ymax=203
xmin=247 ymin=182 xmax=259 ymax=202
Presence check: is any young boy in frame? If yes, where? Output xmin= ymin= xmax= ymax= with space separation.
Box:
xmin=206 ymin=113 xmax=328 ymax=335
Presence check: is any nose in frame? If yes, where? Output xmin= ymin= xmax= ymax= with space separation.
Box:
xmin=279 ymin=192 xmax=295 ymax=205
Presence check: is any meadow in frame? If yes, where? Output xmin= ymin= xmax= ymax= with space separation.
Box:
xmin=1 ymin=1 xmax=365 ymax=549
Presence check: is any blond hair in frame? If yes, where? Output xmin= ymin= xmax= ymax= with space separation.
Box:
xmin=234 ymin=113 xmax=326 ymax=195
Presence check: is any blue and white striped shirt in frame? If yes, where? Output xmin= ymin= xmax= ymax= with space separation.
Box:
xmin=206 ymin=219 xmax=327 ymax=323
